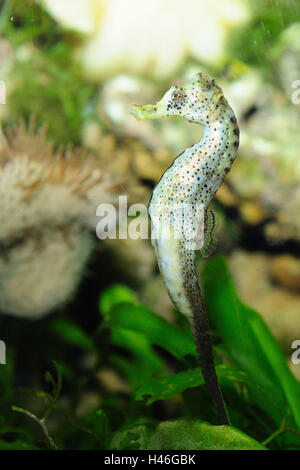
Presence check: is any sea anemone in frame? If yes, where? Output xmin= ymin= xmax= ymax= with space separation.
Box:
xmin=0 ymin=119 xmax=120 ymax=318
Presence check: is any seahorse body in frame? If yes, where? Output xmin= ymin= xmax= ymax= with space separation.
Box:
xmin=131 ymin=72 xmax=239 ymax=425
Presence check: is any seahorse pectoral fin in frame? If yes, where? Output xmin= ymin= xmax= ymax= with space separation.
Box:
xmin=200 ymin=209 xmax=218 ymax=258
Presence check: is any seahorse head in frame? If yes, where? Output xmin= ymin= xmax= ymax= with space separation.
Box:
xmin=131 ymin=72 xmax=226 ymax=124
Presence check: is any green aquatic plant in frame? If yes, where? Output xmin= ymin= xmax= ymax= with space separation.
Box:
xmin=227 ymin=0 xmax=300 ymax=79
xmin=1 ymin=257 xmax=299 ymax=450
xmin=0 ymin=0 xmax=97 ymax=145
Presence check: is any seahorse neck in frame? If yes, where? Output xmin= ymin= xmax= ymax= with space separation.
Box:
xmin=195 ymin=106 xmax=234 ymax=152
xmin=170 ymin=106 xmax=238 ymax=208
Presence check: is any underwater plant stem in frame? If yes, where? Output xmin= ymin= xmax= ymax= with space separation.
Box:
xmin=12 ymin=406 xmax=58 ymax=449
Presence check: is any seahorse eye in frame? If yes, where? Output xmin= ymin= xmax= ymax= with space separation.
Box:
xmin=172 ymin=90 xmax=183 ymax=101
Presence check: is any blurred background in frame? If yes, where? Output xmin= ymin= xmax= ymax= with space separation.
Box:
xmin=0 ymin=0 xmax=300 ymax=450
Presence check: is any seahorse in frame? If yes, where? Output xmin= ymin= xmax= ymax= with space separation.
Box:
xmin=131 ymin=72 xmax=239 ymax=425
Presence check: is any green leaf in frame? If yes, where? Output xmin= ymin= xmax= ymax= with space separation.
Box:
xmin=50 ymin=318 xmax=93 ymax=350
xmin=135 ymin=365 xmax=251 ymax=405
xmin=110 ymin=328 xmax=164 ymax=386
xmin=93 ymin=410 xmax=110 ymax=449
xmin=99 ymin=286 xmax=172 ymax=385
xmin=202 ymin=256 xmax=300 ymax=430
xmin=111 ymin=419 xmax=266 ymax=450
xmin=0 ymin=439 xmax=38 ymax=450
xmin=99 ymin=285 xmax=138 ymax=317
xmin=0 ymin=426 xmax=38 ymax=450
xmin=106 ymin=303 xmax=195 ymax=361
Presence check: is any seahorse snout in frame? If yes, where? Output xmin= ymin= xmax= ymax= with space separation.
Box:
xmin=130 ymin=103 xmax=162 ymax=120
